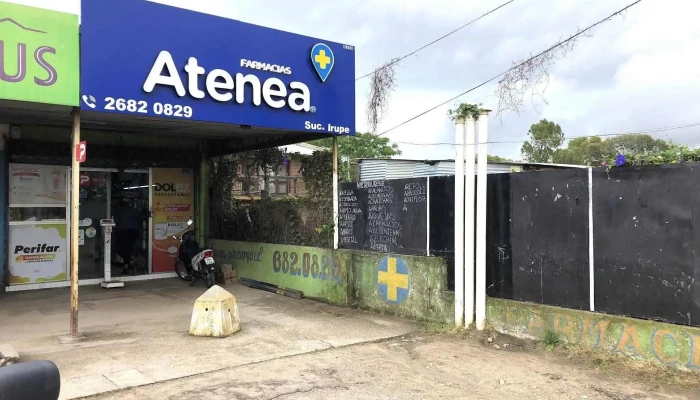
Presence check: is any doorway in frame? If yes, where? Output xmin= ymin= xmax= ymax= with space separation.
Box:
xmin=77 ymin=169 xmax=150 ymax=279
xmin=112 ymin=171 xmax=150 ymax=275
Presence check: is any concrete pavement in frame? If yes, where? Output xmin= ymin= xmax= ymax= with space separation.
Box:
xmin=86 ymin=333 xmax=700 ymax=400
xmin=0 ymin=279 xmax=418 ymax=399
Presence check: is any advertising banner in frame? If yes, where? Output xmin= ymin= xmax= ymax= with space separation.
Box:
xmin=80 ymin=0 xmax=354 ymax=135
xmin=0 ymin=1 xmax=79 ymax=106
xmin=9 ymin=164 xmax=67 ymax=205
xmin=8 ymin=224 xmax=68 ymax=284
xmin=152 ymin=168 xmax=195 ymax=273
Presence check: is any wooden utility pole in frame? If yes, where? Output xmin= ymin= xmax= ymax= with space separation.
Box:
xmin=70 ymin=108 xmax=81 ymax=337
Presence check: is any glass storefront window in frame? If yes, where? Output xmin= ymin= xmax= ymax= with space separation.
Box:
xmin=8 ymin=164 xmax=69 ymax=285
xmin=9 ymin=207 xmax=67 ymax=222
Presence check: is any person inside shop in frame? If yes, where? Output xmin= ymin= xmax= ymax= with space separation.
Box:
xmin=114 ymin=199 xmax=141 ymax=273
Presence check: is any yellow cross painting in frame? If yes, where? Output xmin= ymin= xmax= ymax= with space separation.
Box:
xmin=314 ymin=50 xmax=331 ymax=69
xmin=310 ymin=43 xmax=334 ymax=82
xmin=377 ymin=257 xmax=410 ymax=303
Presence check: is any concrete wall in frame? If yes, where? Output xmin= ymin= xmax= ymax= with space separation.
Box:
xmin=209 ymin=240 xmax=452 ymax=322
xmin=488 ymin=298 xmax=700 ymax=371
xmin=348 ymin=251 xmax=453 ymax=323
xmin=210 ymin=240 xmax=349 ymax=305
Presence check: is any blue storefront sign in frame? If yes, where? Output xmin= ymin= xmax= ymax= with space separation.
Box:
xmin=80 ymin=0 xmax=355 ymax=135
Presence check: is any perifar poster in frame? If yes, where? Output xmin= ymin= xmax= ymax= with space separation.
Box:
xmin=8 ymin=224 xmax=68 ymax=284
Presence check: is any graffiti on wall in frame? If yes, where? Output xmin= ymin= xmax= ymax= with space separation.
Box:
xmin=272 ymin=249 xmax=344 ymax=282
xmin=490 ymin=300 xmax=700 ymax=370
xmin=212 ymin=241 xmax=344 ymax=284
xmin=377 ymin=256 xmax=410 ymax=304
xmin=209 ymin=240 xmax=348 ymax=305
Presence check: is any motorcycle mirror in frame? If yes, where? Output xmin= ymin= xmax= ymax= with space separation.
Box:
xmin=187 ymin=219 xmax=193 ymax=226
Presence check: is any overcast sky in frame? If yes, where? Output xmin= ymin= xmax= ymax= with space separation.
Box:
xmin=10 ymin=0 xmax=700 ymax=160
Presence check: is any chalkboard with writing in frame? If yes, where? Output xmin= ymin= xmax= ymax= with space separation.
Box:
xmin=338 ymin=178 xmax=428 ymax=256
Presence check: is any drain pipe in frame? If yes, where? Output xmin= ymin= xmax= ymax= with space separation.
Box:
xmin=454 ymin=117 xmax=465 ymax=328
xmin=464 ymin=115 xmax=476 ymax=328
xmin=475 ymin=109 xmax=491 ymax=330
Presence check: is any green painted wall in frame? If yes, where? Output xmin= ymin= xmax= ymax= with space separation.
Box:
xmin=349 ymin=252 xmax=453 ymax=323
xmin=208 ymin=240 xmax=452 ymax=322
xmin=488 ymin=298 xmax=700 ymax=371
xmin=209 ymin=240 xmax=350 ymax=305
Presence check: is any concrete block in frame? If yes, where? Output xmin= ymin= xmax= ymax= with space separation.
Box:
xmin=189 ymin=285 xmax=241 ymax=337
xmin=0 ymin=343 xmax=19 ymax=367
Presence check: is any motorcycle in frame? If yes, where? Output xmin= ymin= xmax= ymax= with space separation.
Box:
xmin=173 ymin=220 xmax=217 ymax=288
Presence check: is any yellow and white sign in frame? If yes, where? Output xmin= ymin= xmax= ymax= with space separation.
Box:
xmin=152 ymin=168 xmax=194 ymax=273
xmin=8 ymin=224 xmax=68 ymax=284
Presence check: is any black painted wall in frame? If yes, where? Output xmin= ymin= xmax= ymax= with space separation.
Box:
xmin=593 ymin=164 xmax=699 ymax=325
xmin=486 ymin=174 xmax=513 ymax=299
xmin=428 ymin=175 xmax=513 ymax=295
xmin=510 ymin=169 xmax=590 ymax=310
xmin=428 ymin=176 xmax=456 ymax=289
xmin=429 ymin=170 xmax=590 ymax=311
xmin=378 ymin=165 xmax=700 ymax=328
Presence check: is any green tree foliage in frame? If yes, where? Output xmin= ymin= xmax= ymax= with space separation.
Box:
xmin=615 ymin=142 xmax=700 ymax=166
xmin=606 ymin=134 xmax=670 ymax=155
xmin=487 ymin=154 xmax=512 ymax=163
xmin=521 ymin=119 xmax=565 ymax=163
xmin=553 ymin=134 xmax=674 ymax=166
xmin=554 ymin=136 xmax=610 ymax=166
xmin=314 ymin=132 xmax=402 ymax=181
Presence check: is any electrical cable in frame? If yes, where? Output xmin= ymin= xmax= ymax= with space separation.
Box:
xmin=371 ymin=0 xmax=644 ymax=137
xmin=376 ymin=121 xmax=700 ymax=147
xmin=355 ymin=0 xmax=518 ymax=81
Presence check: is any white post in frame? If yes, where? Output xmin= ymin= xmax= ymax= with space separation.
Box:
xmin=464 ymin=115 xmax=476 ymax=328
xmin=454 ymin=117 xmax=466 ymax=328
xmin=475 ymin=109 xmax=491 ymax=331
xmin=588 ymin=167 xmax=595 ymax=312
xmin=426 ymin=177 xmax=430 ymax=256
xmin=332 ymin=137 xmax=339 ymax=249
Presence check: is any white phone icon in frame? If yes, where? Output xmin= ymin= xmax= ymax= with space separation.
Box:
xmin=82 ymin=95 xmax=96 ymax=108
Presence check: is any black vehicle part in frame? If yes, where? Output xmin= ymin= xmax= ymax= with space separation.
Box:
xmin=0 ymin=360 xmax=61 ymax=400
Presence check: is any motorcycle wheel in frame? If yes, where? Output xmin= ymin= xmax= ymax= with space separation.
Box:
xmin=174 ymin=260 xmax=191 ymax=281
xmin=203 ymin=267 xmax=215 ymax=288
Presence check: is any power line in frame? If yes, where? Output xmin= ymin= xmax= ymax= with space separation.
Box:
xmin=373 ymin=0 xmax=643 ymax=137
xmin=355 ymin=0 xmax=518 ymax=81
xmin=379 ymin=121 xmax=700 ymax=147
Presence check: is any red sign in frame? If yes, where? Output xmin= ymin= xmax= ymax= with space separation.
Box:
xmin=75 ymin=141 xmax=86 ymax=163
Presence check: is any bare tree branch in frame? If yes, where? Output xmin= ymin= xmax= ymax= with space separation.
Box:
xmin=366 ymin=58 xmax=400 ymax=133
xmin=494 ymin=1 xmax=635 ymax=118
xmin=495 ymin=30 xmax=595 ymax=117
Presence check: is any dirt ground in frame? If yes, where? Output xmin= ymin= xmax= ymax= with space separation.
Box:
xmin=87 ymin=328 xmax=700 ymax=400
xmin=4 ymin=280 xmax=699 ymax=399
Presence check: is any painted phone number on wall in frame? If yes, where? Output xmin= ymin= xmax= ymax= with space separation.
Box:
xmin=99 ymin=97 xmax=193 ymax=118
xmin=272 ymin=250 xmax=343 ymax=282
